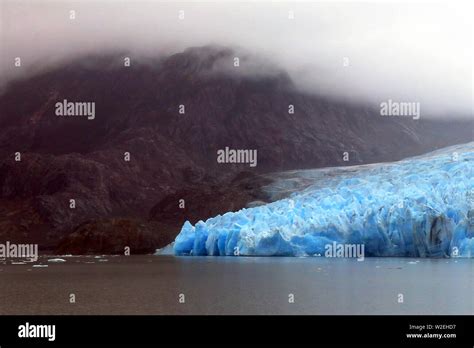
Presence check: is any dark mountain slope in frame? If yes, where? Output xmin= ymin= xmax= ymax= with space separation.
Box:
xmin=0 ymin=46 xmax=471 ymax=253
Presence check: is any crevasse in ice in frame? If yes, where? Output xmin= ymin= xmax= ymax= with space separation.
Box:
xmin=174 ymin=142 xmax=474 ymax=257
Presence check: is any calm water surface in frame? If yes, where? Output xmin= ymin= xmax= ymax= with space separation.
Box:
xmin=0 ymin=256 xmax=472 ymax=315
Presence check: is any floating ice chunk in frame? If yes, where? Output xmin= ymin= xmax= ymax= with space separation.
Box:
xmin=174 ymin=142 xmax=474 ymax=257
xmin=47 ymin=258 xmax=66 ymax=263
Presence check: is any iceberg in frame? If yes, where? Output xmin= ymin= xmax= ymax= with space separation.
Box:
xmin=174 ymin=142 xmax=474 ymax=257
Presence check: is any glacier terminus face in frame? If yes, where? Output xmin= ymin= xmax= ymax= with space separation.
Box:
xmin=174 ymin=142 xmax=474 ymax=258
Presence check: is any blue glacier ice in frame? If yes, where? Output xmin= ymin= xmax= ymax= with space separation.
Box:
xmin=174 ymin=142 xmax=474 ymax=257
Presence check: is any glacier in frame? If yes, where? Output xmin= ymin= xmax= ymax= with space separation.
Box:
xmin=174 ymin=142 xmax=474 ymax=257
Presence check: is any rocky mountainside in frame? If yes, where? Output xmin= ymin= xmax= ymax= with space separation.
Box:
xmin=0 ymin=46 xmax=471 ymax=253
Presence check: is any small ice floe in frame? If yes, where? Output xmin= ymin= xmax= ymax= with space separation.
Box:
xmin=407 ymin=261 xmax=418 ymax=265
xmin=98 ymin=259 xmax=108 ymax=262
xmin=11 ymin=261 xmax=26 ymax=265
xmin=32 ymin=264 xmax=48 ymax=268
xmin=47 ymin=258 xmax=66 ymax=263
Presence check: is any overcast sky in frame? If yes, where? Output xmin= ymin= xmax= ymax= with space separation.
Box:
xmin=1 ymin=0 xmax=472 ymax=117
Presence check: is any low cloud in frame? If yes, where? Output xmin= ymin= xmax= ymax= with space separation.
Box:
xmin=1 ymin=0 xmax=472 ymax=118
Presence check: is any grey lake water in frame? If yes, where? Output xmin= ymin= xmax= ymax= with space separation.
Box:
xmin=0 ymin=255 xmax=473 ymax=315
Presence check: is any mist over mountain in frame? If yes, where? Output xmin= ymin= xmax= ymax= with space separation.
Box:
xmin=0 ymin=46 xmax=471 ymax=253
xmin=1 ymin=1 xmax=472 ymax=117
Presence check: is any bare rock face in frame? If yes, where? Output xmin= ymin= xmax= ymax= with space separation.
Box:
xmin=0 ymin=46 xmax=471 ymax=254
xmin=56 ymin=219 xmax=171 ymax=255
xmin=147 ymin=171 xmax=272 ymax=239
